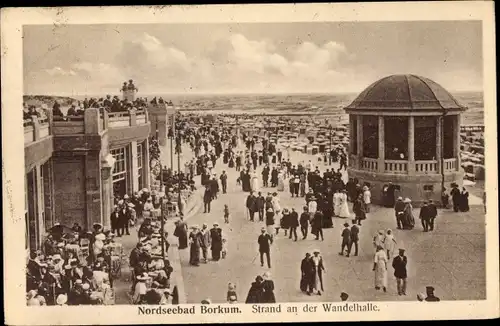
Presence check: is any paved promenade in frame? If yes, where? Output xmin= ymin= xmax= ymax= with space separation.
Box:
xmin=177 ymin=160 xmax=486 ymax=303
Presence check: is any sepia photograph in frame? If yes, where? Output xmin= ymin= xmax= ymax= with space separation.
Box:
xmin=2 ymin=2 xmax=499 ymax=324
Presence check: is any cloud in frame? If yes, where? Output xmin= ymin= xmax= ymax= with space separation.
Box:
xmin=45 ymin=67 xmax=76 ymax=76
xmin=30 ymin=32 xmax=373 ymax=94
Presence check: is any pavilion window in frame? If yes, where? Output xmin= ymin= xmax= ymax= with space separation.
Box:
xmin=137 ymin=142 xmax=143 ymax=189
xmin=384 ymin=117 xmax=408 ymax=160
xmin=351 ymin=117 xmax=358 ymax=155
xmin=415 ymin=117 xmax=437 ymax=160
xmin=443 ymin=115 xmax=454 ymax=159
xmin=362 ymin=115 xmax=378 ymax=159
xmin=111 ymin=147 xmax=128 ymax=198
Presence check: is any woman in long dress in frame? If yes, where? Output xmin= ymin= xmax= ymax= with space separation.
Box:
xmin=333 ymin=191 xmax=341 ymax=217
xmin=383 ymin=229 xmax=397 ymax=260
xmin=262 ymin=272 xmax=276 ymax=303
xmin=189 ymin=226 xmax=201 ymax=266
xmin=459 ymin=187 xmax=470 ymax=212
xmin=338 ymin=190 xmax=352 ymax=218
xmin=309 ymin=250 xmax=325 ymax=295
xmin=402 ymin=198 xmax=415 ymax=230
xmin=251 ymin=172 xmax=260 ymax=192
xmin=373 ymin=245 xmax=388 ymax=292
xmin=271 ymin=192 xmax=281 ymax=214
xmin=277 ymin=172 xmax=285 ymax=192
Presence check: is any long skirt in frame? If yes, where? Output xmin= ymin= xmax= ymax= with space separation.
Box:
xmin=190 ymin=245 xmax=200 ymax=265
xmin=374 ymin=265 xmax=388 ymax=288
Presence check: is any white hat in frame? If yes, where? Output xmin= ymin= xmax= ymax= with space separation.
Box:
xmin=82 ymin=283 xmax=90 ymax=290
xmin=313 ymin=249 xmax=320 ymax=254
xmin=56 ymin=294 xmax=68 ymax=305
xmin=128 ymin=203 xmax=135 ymax=208
xmin=403 ymin=198 xmax=411 ymax=203
xmin=52 ymin=254 xmax=62 ymax=261
xmin=118 ymin=200 xmax=124 ymax=205
xmin=142 ymin=188 xmax=149 ymax=192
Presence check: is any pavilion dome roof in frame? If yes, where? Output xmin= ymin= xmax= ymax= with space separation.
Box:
xmin=345 ymin=74 xmax=467 ymax=112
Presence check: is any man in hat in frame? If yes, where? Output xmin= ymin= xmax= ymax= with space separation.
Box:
xmin=246 ymin=191 xmax=257 ymax=222
xmin=340 ymin=292 xmax=349 ymax=301
xmin=392 ymin=248 xmax=408 ymax=296
xmin=427 ymin=199 xmax=438 ymax=231
xmin=300 ymin=253 xmax=313 ymax=293
xmin=210 ymin=223 xmax=223 ymax=261
xmin=299 ymin=206 xmax=310 ymax=239
xmin=347 ymin=219 xmax=360 ymax=257
xmin=118 ymin=203 xmax=131 ymax=236
xmin=198 ymin=223 xmax=211 ymax=263
xmin=394 ymin=197 xmax=405 ymax=229
xmin=289 ymin=208 xmax=299 ymax=241
xmin=110 ymin=205 xmax=121 ymax=236
xmin=425 ymin=286 xmax=440 ymax=302
xmin=258 ymin=227 xmax=273 ymax=268
xmin=256 ymin=192 xmax=266 ymax=222
xmin=419 ymin=200 xmax=431 ymax=232
xmin=339 ymin=223 xmax=351 ymax=256
xmin=220 ymin=170 xmax=228 ymax=194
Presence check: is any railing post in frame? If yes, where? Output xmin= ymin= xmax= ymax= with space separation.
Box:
xmin=103 ymin=110 xmax=109 ymax=130
xmin=130 ymin=110 xmax=137 ymax=126
xmin=31 ymin=115 xmax=40 ymax=141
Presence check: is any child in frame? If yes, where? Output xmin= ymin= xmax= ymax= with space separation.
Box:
xmin=227 ymin=282 xmax=237 ymax=303
xmin=236 ymin=177 xmax=241 ymax=185
xmin=224 ymin=204 xmax=230 ymax=224
xmin=221 ymin=239 xmax=228 ymax=259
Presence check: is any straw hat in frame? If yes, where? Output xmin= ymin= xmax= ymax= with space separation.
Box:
xmin=403 ymin=198 xmax=411 ymax=203
xmin=313 ymin=249 xmax=320 ymax=254
xmin=56 ymin=294 xmax=68 ymax=305
xmin=82 ymin=283 xmax=90 ymax=290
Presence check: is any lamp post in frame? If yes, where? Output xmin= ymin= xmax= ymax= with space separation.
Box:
xmin=155 ymin=128 xmax=166 ymax=260
xmin=329 ymin=124 xmax=333 ymax=165
xmin=440 ymin=112 xmax=447 ymax=197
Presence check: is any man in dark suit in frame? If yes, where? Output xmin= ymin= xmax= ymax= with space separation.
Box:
xmin=288 ymin=208 xmax=299 ymax=241
xmin=110 ymin=205 xmax=121 ymax=236
xmin=118 ymin=205 xmax=131 ymax=236
xmin=427 ymin=199 xmax=438 ymax=231
xmin=339 ymin=223 xmax=351 ymax=256
xmin=300 ymin=206 xmax=310 ymax=239
xmin=392 ymin=248 xmax=408 ymax=296
xmin=246 ymin=192 xmax=257 ymax=222
xmin=347 ymin=220 xmax=360 ymax=257
xmin=394 ymin=197 xmax=405 ymax=229
xmin=312 ymin=210 xmax=324 ymax=241
xmin=256 ymin=192 xmax=266 ymax=222
xmin=419 ymin=201 xmax=430 ymax=232
xmin=258 ymin=228 xmax=273 ymax=268
xmin=219 ymin=170 xmax=228 ymax=194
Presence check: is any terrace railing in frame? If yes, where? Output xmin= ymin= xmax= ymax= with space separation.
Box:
xmin=24 ymin=115 xmax=52 ymax=145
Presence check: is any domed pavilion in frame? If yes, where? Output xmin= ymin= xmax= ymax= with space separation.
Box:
xmin=344 ymin=74 xmax=467 ymax=206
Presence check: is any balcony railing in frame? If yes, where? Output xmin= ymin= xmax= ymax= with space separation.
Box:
xmin=384 ymin=160 xmax=408 ymax=174
xmin=24 ymin=116 xmax=51 ymax=145
xmin=415 ymin=160 xmax=438 ymax=174
xmin=360 ymin=157 xmax=378 ymax=172
xmin=444 ymin=158 xmax=458 ymax=172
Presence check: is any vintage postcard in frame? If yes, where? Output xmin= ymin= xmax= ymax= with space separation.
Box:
xmin=2 ymin=2 xmax=499 ymax=324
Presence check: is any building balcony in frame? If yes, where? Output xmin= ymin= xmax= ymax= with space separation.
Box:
xmin=25 ymin=108 xmax=151 ymax=153
xmin=355 ymin=156 xmax=458 ymax=175
xmin=24 ymin=116 xmax=54 ymax=171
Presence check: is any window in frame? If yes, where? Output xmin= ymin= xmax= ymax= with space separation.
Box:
xmin=111 ymin=148 xmax=127 ymax=182
xmin=424 ymin=185 xmax=434 ymax=191
xmin=137 ymin=142 xmax=143 ymax=188
xmin=137 ymin=143 xmax=143 ymax=170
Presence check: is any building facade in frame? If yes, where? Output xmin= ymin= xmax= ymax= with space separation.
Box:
xmin=24 ymin=107 xmax=156 ymax=251
xmin=344 ymin=74 xmax=466 ymax=206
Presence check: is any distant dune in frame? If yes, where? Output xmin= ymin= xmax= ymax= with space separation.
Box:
xmin=23 ymin=95 xmax=76 ymax=107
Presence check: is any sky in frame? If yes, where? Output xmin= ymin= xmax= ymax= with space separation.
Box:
xmin=23 ymin=21 xmax=483 ymax=96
